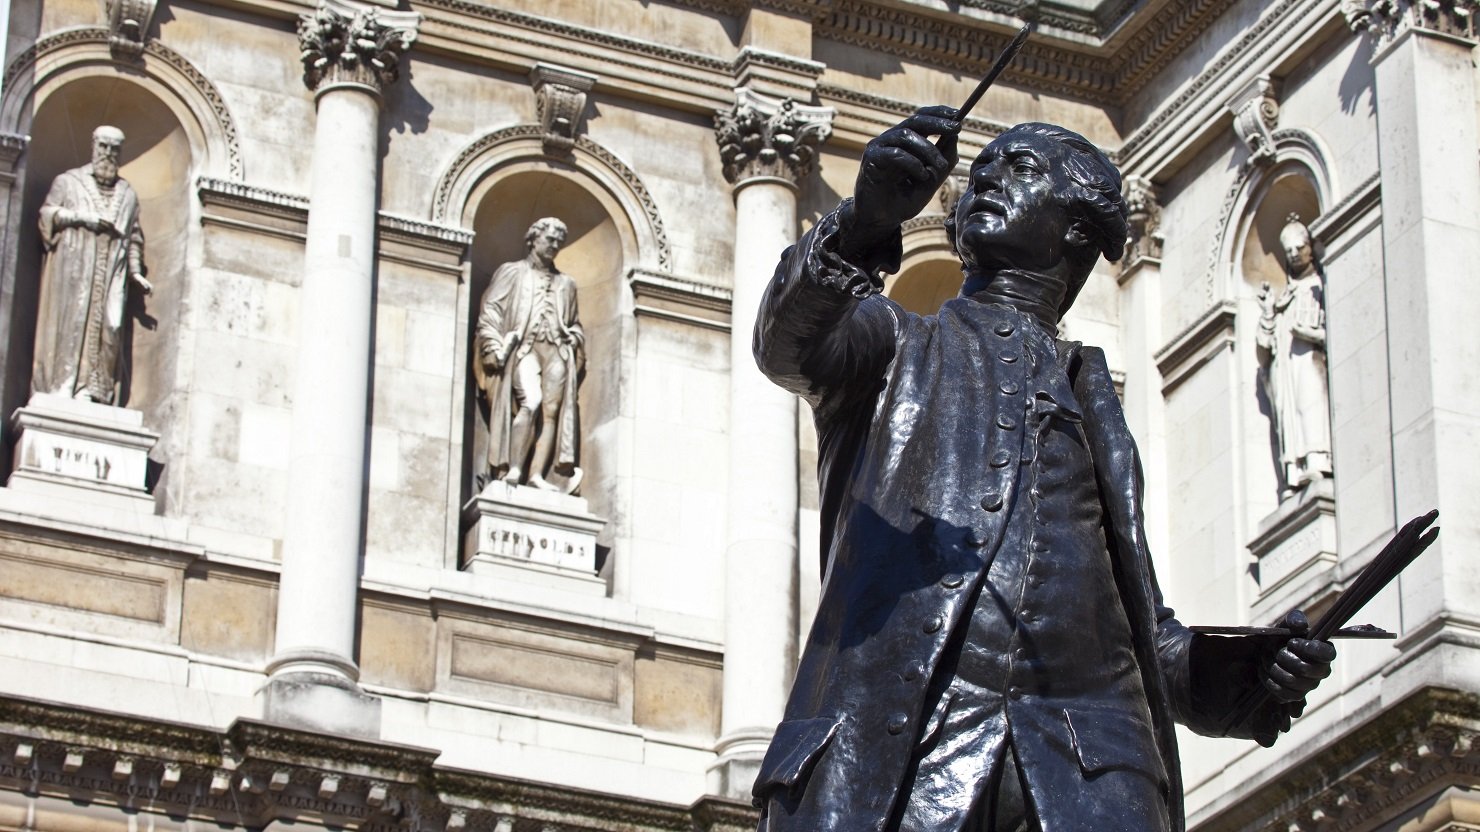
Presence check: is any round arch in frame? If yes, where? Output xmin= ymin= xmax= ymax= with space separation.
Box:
xmin=431 ymin=125 xmax=670 ymax=273
xmin=886 ymin=219 xmax=961 ymax=315
xmin=1 ymin=27 xmax=242 ymax=181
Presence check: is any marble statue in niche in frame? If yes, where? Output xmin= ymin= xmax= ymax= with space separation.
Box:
xmin=32 ymin=125 xmax=151 ymax=405
xmin=473 ymin=217 xmax=586 ymax=493
xmin=1256 ymin=214 xmax=1332 ymax=500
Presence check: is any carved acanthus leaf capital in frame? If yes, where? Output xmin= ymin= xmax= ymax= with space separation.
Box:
xmin=1121 ymin=174 xmax=1163 ymax=272
xmin=297 ymin=0 xmax=420 ymax=93
xmin=106 ymin=0 xmax=158 ymax=59
xmin=1228 ymin=74 xmax=1281 ymax=167
xmin=714 ymin=88 xmax=834 ymax=186
xmin=1344 ymin=0 xmax=1480 ymax=45
xmin=530 ymin=63 xmax=597 ymax=155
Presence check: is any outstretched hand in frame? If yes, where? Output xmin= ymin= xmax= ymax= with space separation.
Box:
xmin=841 ymin=106 xmax=960 ymax=257
xmin=1248 ymin=609 xmax=1336 ymax=746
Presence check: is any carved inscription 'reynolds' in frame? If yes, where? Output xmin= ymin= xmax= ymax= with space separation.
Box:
xmin=484 ymin=521 xmax=590 ymax=570
xmin=32 ymin=126 xmax=150 ymax=406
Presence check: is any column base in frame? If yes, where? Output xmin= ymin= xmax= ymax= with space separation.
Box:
xmin=461 ymin=481 xmax=607 ymax=596
xmin=258 ymin=672 xmax=381 ymax=738
xmin=708 ymin=729 xmax=773 ymax=800
xmin=7 ymin=393 xmax=159 ymax=513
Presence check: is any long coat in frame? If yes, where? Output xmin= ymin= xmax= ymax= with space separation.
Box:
xmin=473 ymin=258 xmax=584 ymax=474
xmin=749 ymin=211 xmax=1249 ymax=832
xmin=33 ymin=166 xmax=144 ymax=403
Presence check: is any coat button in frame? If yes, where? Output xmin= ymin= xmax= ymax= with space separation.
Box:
xmin=980 ymin=492 xmax=1004 ymax=511
xmin=923 ymin=615 xmax=944 ymax=633
xmin=968 ymin=530 xmax=989 ymax=547
xmin=941 ymin=573 xmax=964 ymax=589
xmin=1014 ymin=647 xmax=1029 ymax=661
xmin=1000 ymin=353 xmax=1019 ymax=364
xmin=997 ymin=414 xmax=1017 ymax=430
xmin=994 ymin=321 xmax=1015 ymax=337
xmin=903 ymin=661 xmax=924 ymax=681
xmin=999 ymin=380 xmax=1020 ymax=395
xmin=887 ymin=713 xmax=908 ymax=735
xmin=990 ymin=449 xmax=1012 ymax=468
xmin=1008 ymin=686 xmax=1024 ymax=700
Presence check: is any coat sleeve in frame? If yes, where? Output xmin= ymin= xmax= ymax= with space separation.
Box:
xmin=752 ymin=200 xmax=901 ymax=410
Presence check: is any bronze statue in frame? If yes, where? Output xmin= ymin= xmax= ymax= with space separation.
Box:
xmin=32 ymin=125 xmax=150 ymax=404
xmin=750 ymin=108 xmax=1336 ymax=832
xmin=1257 ymin=214 xmax=1332 ymax=500
xmin=473 ymin=217 xmax=585 ymax=493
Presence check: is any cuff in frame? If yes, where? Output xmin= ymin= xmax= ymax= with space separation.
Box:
xmin=809 ymin=199 xmax=902 ymax=298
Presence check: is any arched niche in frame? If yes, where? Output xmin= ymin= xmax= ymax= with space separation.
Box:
xmin=459 ymin=162 xmax=635 ymax=516
xmin=9 ymin=75 xmax=193 ymax=475
xmin=885 ymin=222 xmax=961 ymax=315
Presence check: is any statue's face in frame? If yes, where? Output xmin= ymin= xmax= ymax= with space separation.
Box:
xmin=92 ymin=137 xmax=122 ymax=183
xmin=1280 ymin=227 xmax=1312 ymax=274
xmin=529 ymin=227 xmax=565 ymax=264
xmin=954 ymin=131 xmax=1078 ymax=273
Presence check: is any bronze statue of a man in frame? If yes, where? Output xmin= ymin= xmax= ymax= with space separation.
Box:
xmin=751 ymin=108 xmax=1335 ymax=832
xmin=32 ymin=125 xmax=151 ymax=404
xmin=1257 ymin=214 xmax=1332 ymax=500
xmin=473 ymin=217 xmax=585 ymax=492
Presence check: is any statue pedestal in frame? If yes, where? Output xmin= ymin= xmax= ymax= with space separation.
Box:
xmin=1250 ymin=479 xmax=1336 ymax=621
xmin=461 ymin=481 xmax=606 ymax=596
xmin=7 ymin=393 xmax=158 ymax=513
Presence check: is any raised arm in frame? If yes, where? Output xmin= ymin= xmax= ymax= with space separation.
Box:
xmin=753 ymin=107 xmax=961 ymax=409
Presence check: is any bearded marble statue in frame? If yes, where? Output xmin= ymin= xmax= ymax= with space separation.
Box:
xmin=32 ymin=125 xmax=151 ymax=405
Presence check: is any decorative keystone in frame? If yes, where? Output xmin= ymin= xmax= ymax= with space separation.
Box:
xmin=714 ymin=88 xmax=833 ymax=186
xmin=530 ymin=63 xmax=597 ymax=155
xmin=106 ymin=0 xmax=158 ymax=59
xmin=1228 ymin=74 xmax=1280 ymax=167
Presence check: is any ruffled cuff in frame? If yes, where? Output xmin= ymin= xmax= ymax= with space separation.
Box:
xmin=808 ymin=199 xmax=903 ymax=299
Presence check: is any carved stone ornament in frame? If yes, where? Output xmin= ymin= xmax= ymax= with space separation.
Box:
xmin=714 ymin=88 xmax=834 ymax=186
xmin=297 ymin=0 xmax=419 ymax=93
xmin=1121 ymin=174 xmax=1164 ymax=272
xmin=938 ymin=172 xmax=969 ymax=216
xmin=529 ymin=63 xmax=597 ymax=155
xmin=1343 ymin=0 xmax=1480 ymax=43
xmin=1228 ymin=74 xmax=1281 ymax=167
xmin=106 ymin=0 xmax=158 ymax=59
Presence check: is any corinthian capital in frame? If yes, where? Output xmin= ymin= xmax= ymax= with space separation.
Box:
xmin=298 ymin=0 xmax=420 ymax=93
xmin=1121 ymin=175 xmax=1163 ymax=274
xmin=1343 ymin=0 xmax=1479 ymax=45
xmin=714 ymin=88 xmax=834 ymax=187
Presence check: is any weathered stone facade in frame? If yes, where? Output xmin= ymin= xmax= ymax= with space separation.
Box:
xmin=0 ymin=0 xmax=1477 ymax=830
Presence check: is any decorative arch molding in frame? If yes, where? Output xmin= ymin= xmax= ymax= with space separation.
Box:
xmin=1204 ymin=127 xmax=1334 ymax=304
xmin=433 ymin=124 xmax=672 ymax=272
xmin=1 ymin=27 xmax=242 ymax=181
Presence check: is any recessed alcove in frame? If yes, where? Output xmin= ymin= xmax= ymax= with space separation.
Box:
xmin=884 ymin=257 xmax=964 ymax=316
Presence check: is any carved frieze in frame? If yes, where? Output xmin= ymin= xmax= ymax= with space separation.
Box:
xmin=1228 ymin=74 xmax=1281 ymax=167
xmin=714 ymin=88 xmax=833 ymax=186
xmin=1344 ymin=0 xmax=1480 ymax=44
xmin=106 ymin=0 xmax=158 ymax=58
xmin=297 ymin=0 xmax=419 ymax=93
xmin=1121 ymin=174 xmax=1163 ymax=273
xmin=529 ymin=64 xmax=597 ymax=154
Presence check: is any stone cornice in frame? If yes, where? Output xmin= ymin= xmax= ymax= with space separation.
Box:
xmin=1154 ymin=300 xmax=1237 ymax=394
xmin=0 ymin=694 xmax=761 ymax=832
xmin=1190 ymin=688 xmax=1480 ymax=832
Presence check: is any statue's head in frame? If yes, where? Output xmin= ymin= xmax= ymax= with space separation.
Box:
xmin=946 ymin=122 xmax=1127 ymax=318
xmin=91 ymin=126 xmax=125 ymax=184
xmin=524 ymin=217 xmax=568 ymax=265
xmin=1279 ymin=213 xmax=1314 ymax=275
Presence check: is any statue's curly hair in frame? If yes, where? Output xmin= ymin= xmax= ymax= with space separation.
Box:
xmin=943 ymin=122 xmax=1128 ymax=316
xmin=524 ymin=217 xmax=569 ymax=246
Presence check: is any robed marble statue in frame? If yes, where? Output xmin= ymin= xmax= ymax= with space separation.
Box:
xmin=1257 ymin=214 xmax=1332 ymax=500
xmin=750 ymin=108 xmax=1336 ymax=832
xmin=473 ymin=217 xmax=586 ymax=492
xmin=32 ymin=125 xmax=151 ymax=404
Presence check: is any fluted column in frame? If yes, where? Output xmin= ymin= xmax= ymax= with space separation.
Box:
xmin=1348 ymin=0 xmax=1480 ymax=693
xmin=709 ymin=88 xmax=832 ymax=797
xmin=260 ymin=0 xmax=418 ymax=738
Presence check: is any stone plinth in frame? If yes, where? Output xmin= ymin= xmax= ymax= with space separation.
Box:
xmin=7 ymin=393 xmax=158 ymax=512
xmin=1249 ymin=480 xmax=1337 ymax=621
xmin=461 ymin=482 xmax=606 ymax=595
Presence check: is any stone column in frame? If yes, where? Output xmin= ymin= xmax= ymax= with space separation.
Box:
xmin=709 ymin=88 xmax=832 ymax=797
xmin=1117 ymin=175 xmax=1170 ymax=565
xmin=260 ymin=0 xmax=418 ymax=738
xmin=1350 ymin=0 xmax=1480 ymax=691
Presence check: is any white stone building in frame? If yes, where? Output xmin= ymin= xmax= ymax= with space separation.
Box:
xmin=0 ymin=0 xmax=1475 ymax=830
